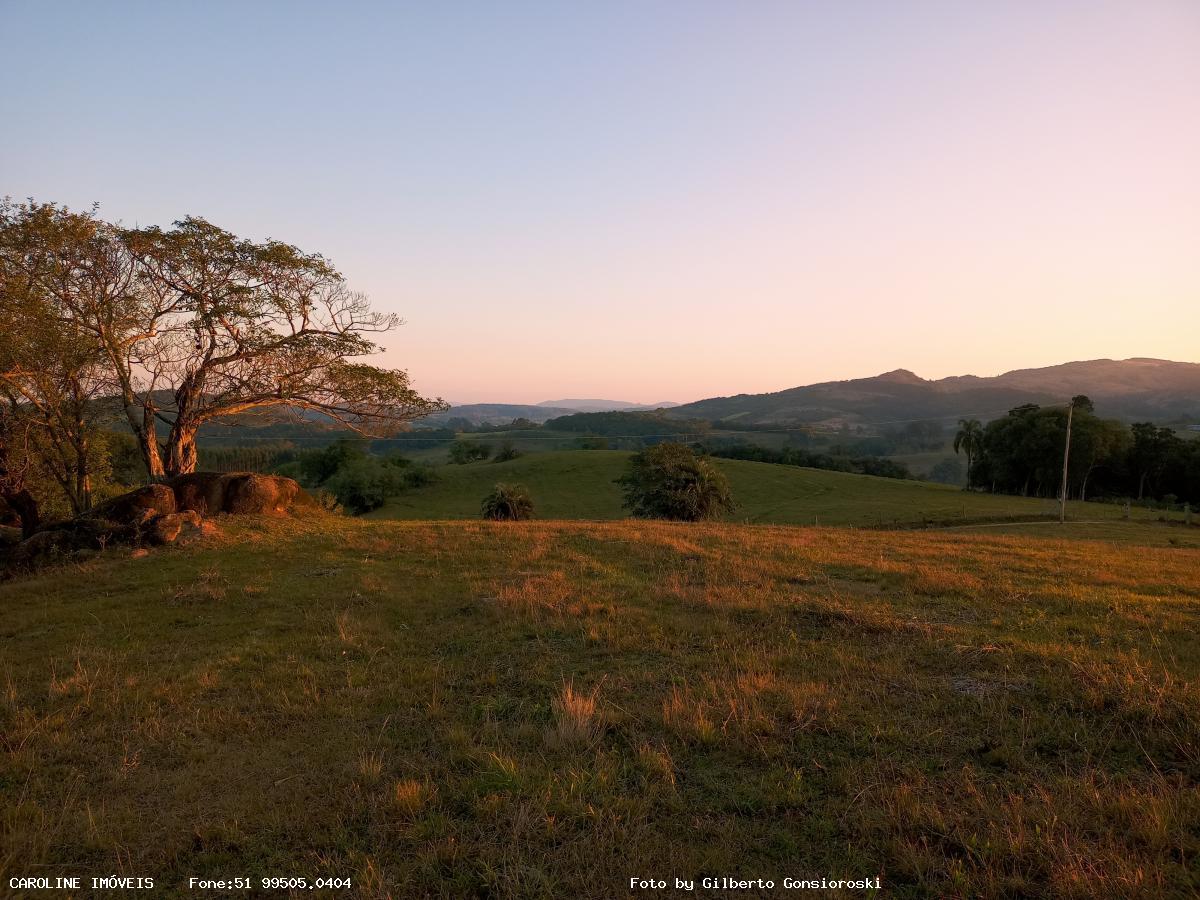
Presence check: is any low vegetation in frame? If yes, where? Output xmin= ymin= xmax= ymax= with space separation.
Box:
xmin=2 ymin=516 xmax=1197 ymax=897
xmin=481 ymin=483 xmax=535 ymax=521
xmin=274 ymin=439 xmax=436 ymax=514
xmin=618 ymin=442 xmax=736 ymax=521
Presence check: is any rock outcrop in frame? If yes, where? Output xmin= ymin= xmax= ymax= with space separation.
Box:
xmin=168 ymin=472 xmax=310 ymax=517
xmin=3 ymin=473 xmax=310 ymax=575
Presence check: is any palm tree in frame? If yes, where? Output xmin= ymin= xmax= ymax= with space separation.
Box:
xmin=953 ymin=419 xmax=984 ymax=489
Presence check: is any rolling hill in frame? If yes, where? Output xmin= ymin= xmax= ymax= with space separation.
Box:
xmin=367 ymin=450 xmax=1181 ymax=530
xmin=668 ymin=358 xmax=1200 ymax=427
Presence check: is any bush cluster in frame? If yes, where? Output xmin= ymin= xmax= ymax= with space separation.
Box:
xmin=277 ymin=439 xmax=437 ymax=514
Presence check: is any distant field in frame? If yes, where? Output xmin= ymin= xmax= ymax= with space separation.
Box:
xmin=370 ymin=449 xmax=1183 ymax=530
xmin=3 ymin=517 xmax=1197 ymax=896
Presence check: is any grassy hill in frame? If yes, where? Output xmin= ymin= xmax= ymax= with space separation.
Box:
xmin=369 ymin=450 xmax=1179 ymax=529
xmin=3 ymin=516 xmax=1197 ymax=896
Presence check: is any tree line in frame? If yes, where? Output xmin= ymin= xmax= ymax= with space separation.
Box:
xmin=707 ymin=443 xmax=912 ymax=480
xmin=955 ymin=398 xmax=1199 ymax=505
xmin=0 ymin=200 xmax=445 ymax=535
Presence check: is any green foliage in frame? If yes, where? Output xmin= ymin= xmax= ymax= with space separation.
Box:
xmin=618 ymin=443 xmax=735 ymax=521
xmin=298 ymin=439 xmax=371 ymax=485
xmin=492 ymin=440 xmax=522 ymax=463
xmin=324 ymin=460 xmax=405 ymax=514
xmin=278 ymin=438 xmax=436 ymax=514
xmin=708 ymin=443 xmax=911 ymax=479
xmin=969 ymin=405 xmax=1200 ymax=505
xmin=102 ymin=431 xmax=146 ymax=487
xmin=448 ymin=440 xmax=492 ymax=464
xmin=480 ymin=483 xmax=535 ymax=521
xmin=544 ymin=411 xmax=708 ymax=437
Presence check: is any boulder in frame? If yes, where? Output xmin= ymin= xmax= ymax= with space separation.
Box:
xmin=144 ymin=513 xmax=184 ymax=546
xmin=5 ymin=518 xmax=127 ymax=571
xmin=168 ymin=473 xmax=229 ymax=517
xmin=220 ymin=473 xmax=303 ymax=515
xmin=167 ymin=472 xmax=309 ymax=517
xmin=91 ymin=483 xmax=177 ymax=525
xmin=2 ymin=473 xmax=308 ymax=576
xmin=143 ymin=509 xmax=205 ymax=546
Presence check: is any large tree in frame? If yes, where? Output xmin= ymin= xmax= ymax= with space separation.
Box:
xmin=3 ymin=203 xmax=447 ymax=487
xmin=0 ymin=200 xmax=170 ymax=482
xmin=121 ymin=217 xmax=447 ymax=476
xmin=1129 ymin=423 xmax=1178 ymax=501
xmin=0 ymin=201 xmax=113 ymax=515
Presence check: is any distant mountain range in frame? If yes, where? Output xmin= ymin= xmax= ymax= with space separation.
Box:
xmin=425 ymin=399 xmax=679 ymax=426
xmin=536 ymin=399 xmax=679 ymax=412
xmin=667 ymin=358 xmax=1200 ymax=428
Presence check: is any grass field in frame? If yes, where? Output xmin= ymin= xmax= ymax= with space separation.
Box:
xmin=371 ymin=450 xmax=1183 ymax=531
xmin=2 ymin=516 xmax=1198 ymax=897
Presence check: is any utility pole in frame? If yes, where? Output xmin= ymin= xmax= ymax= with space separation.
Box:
xmin=1059 ymin=398 xmax=1074 ymax=524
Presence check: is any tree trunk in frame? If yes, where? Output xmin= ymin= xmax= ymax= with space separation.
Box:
xmin=164 ymin=376 xmax=207 ymax=477
xmin=122 ymin=402 xmax=165 ymax=481
xmin=72 ymin=426 xmax=91 ymax=513
xmin=164 ymin=420 xmax=199 ymax=477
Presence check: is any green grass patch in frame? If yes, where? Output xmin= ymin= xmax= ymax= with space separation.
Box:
xmin=370 ymin=450 xmax=1182 ymax=532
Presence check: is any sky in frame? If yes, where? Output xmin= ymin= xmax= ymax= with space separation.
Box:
xmin=3 ymin=1 xmax=1198 ymax=404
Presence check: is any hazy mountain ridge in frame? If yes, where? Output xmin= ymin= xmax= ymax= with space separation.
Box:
xmin=668 ymin=359 xmax=1200 ymax=427
xmin=536 ymin=399 xmax=680 ymax=412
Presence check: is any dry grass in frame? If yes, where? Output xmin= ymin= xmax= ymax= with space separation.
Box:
xmin=549 ymin=680 xmax=603 ymax=747
xmin=1 ymin=515 xmax=1198 ymax=897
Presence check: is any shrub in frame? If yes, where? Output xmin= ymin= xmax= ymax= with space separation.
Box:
xmin=400 ymin=465 xmax=438 ymax=489
xmin=493 ymin=440 xmax=522 ymax=463
xmin=309 ymin=488 xmax=344 ymax=515
xmin=448 ymin=440 xmax=492 ymax=464
xmin=618 ymin=442 xmax=735 ymax=521
xmin=324 ymin=459 xmax=404 ymax=514
xmin=481 ymin=483 xmax=534 ymax=521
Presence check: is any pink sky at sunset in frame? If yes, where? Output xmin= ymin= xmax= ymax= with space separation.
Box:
xmin=4 ymin=1 xmax=1197 ymax=404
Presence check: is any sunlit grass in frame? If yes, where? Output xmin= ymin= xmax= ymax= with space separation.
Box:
xmin=1 ymin=515 xmax=1198 ymax=897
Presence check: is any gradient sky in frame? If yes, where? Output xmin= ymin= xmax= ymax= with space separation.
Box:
xmin=3 ymin=1 xmax=1198 ymax=404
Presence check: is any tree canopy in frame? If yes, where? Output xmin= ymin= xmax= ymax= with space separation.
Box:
xmin=0 ymin=200 xmax=447 ymax=505
xmin=618 ymin=442 xmax=735 ymax=521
